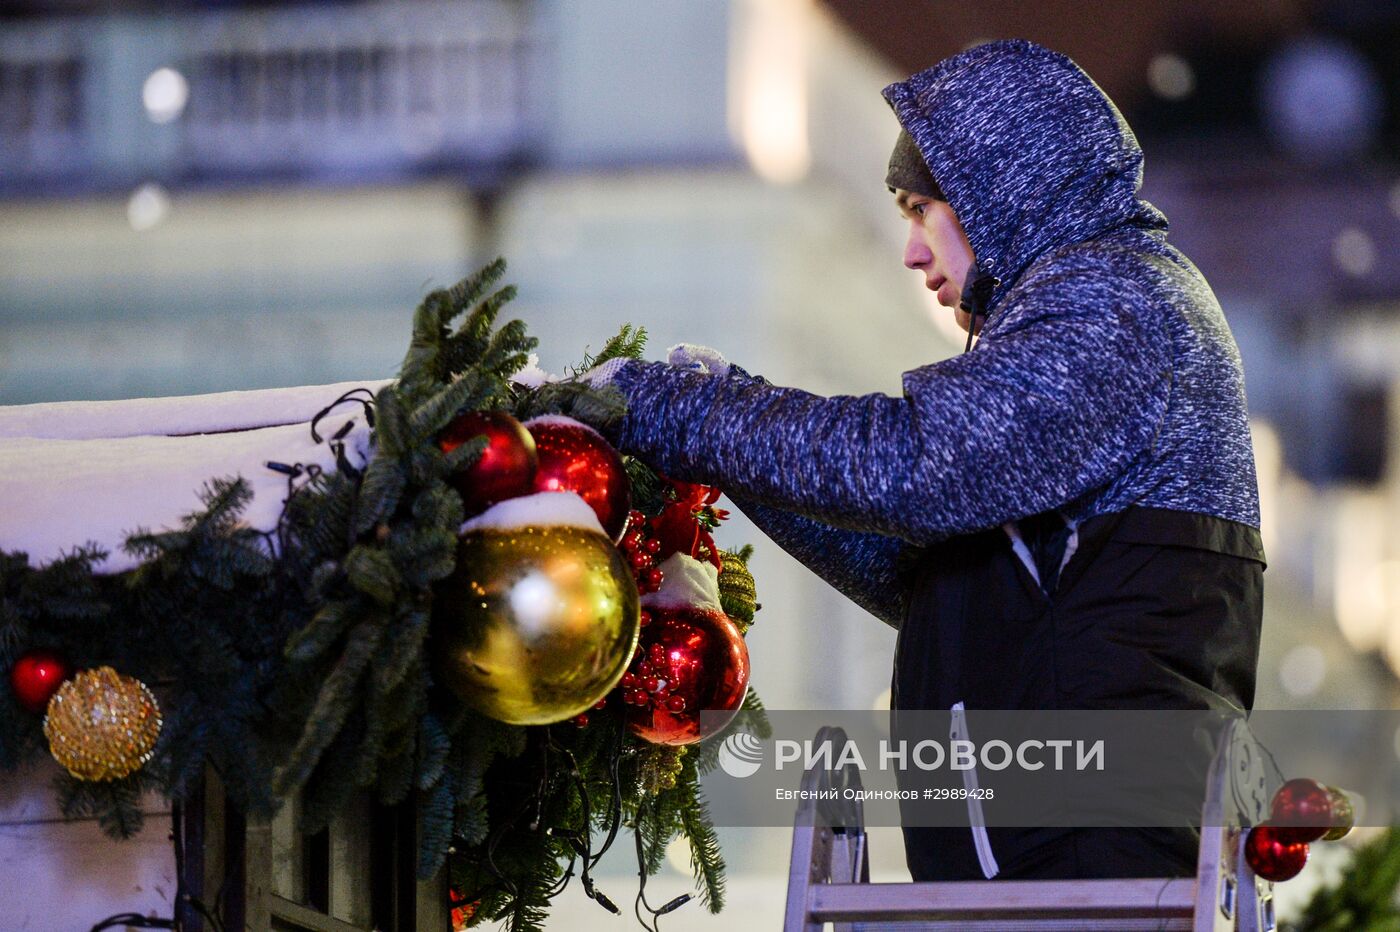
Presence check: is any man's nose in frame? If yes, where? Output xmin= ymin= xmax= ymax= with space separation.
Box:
xmin=904 ymin=224 xmax=931 ymax=270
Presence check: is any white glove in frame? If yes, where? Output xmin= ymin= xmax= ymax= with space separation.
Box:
xmin=667 ymin=343 xmax=730 ymax=376
xmin=577 ymin=356 xmax=631 ymax=388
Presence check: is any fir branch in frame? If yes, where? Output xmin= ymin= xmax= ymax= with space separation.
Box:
xmin=407 ymin=445 xmax=450 ymax=489
xmin=399 ymin=260 xmax=508 ymax=398
xmin=284 ymin=601 xmax=356 ymax=663
xmin=455 ymin=786 xmax=491 ymax=848
xmin=677 ymin=763 xmax=726 ymax=912
xmin=692 ymin=690 xmax=770 ymax=776
xmin=442 ymin=434 xmax=488 ymax=475
xmin=568 ymin=325 xmax=648 ymax=377
xmin=623 ymin=458 xmax=667 ymax=517
xmin=418 ymin=779 xmax=456 ymax=880
xmin=54 ymin=770 xmax=153 ymax=840
xmin=371 ymin=609 xmax=430 ymax=698
xmin=409 ymin=374 xmax=494 ymax=441
xmin=371 ymin=386 xmax=411 ymax=456
xmin=413 ymin=484 xmax=467 ymax=530
xmin=476 ymin=315 xmax=536 ymax=382
xmin=741 ymin=686 xmax=772 ymax=736
xmin=512 ymin=381 xmax=629 ymax=433
xmin=275 ymin=617 xmax=387 ymax=796
xmin=391 ymin=526 xmax=460 ymax=589
xmin=1282 ymin=826 xmax=1400 ymax=931
xmin=353 ymin=453 xmax=407 ymax=537
xmin=344 ymin=545 xmax=399 ymax=606
xmin=444 ymin=260 xmax=509 ymax=333
xmin=416 ymin=713 xmax=452 ymax=792
xmin=299 ymin=709 xmax=368 ymax=834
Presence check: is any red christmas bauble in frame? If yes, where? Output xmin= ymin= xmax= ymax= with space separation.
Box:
xmin=1244 ymin=824 xmax=1309 ymax=882
xmin=525 ymin=417 xmax=631 ymax=541
xmin=1270 ymin=778 xmax=1332 ymax=844
xmin=437 ymin=411 xmax=538 ymax=516
xmin=622 ymin=605 xmax=749 ymax=746
xmin=9 ymin=649 xmax=70 ymax=712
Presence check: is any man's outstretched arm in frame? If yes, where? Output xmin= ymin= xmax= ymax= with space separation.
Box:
xmin=608 ymin=272 xmax=1170 ymax=545
xmin=727 ymin=494 xmax=910 ymax=629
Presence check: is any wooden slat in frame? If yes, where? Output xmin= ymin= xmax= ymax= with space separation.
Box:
xmin=268 ymin=893 xmax=370 ymax=932
xmin=844 ymin=918 xmax=1192 ymax=931
xmin=808 ymin=878 xmax=1197 ymax=923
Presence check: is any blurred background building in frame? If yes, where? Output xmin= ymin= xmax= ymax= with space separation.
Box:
xmin=2 ymin=0 xmax=1399 ymax=927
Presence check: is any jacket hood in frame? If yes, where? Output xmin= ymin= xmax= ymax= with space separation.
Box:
xmin=882 ymin=40 xmax=1167 ymax=314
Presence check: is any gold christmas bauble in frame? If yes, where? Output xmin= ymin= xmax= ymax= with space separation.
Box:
xmin=433 ymin=524 xmax=640 ymax=725
xmin=43 ymin=666 xmax=162 ymax=782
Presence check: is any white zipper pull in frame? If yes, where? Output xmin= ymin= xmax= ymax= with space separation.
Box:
xmin=951 ymin=701 xmax=1000 ymax=879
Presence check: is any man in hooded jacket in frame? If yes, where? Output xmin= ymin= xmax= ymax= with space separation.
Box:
xmin=588 ymin=39 xmax=1265 ymax=882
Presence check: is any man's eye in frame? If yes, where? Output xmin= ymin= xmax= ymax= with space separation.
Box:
xmin=913 ymin=202 xmax=927 ymax=216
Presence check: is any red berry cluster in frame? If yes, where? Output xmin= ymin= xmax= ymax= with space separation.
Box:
xmin=617 ymin=614 xmax=687 ymax=714
xmin=572 ymin=695 xmax=609 ymax=728
xmin=619 ymin=510 xmax=665 ymax=594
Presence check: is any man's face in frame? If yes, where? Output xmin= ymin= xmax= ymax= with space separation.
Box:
xmin=896 ymin=189 xmax=978 ymax=334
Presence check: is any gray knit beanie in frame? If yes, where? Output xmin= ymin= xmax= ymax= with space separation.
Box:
xmin=885 ymin=129 xmax=943 ymax=200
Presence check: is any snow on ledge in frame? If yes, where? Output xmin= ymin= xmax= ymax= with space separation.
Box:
xmin=0 ymin=382 xmax=387 ymax=573
xmin=0 ymin=378 xmax=394 ymax=441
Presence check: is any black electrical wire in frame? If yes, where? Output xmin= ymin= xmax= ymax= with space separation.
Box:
xmin=630 ymin=797 xmax=691 ymax=932
xmin=88 ymin=801 xmax=226 ymax=932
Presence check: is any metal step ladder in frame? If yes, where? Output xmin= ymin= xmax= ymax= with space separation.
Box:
xmin=784 ymin=719 xmax=1276 ymax=931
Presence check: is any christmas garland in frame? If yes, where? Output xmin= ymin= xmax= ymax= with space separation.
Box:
xmin=0 ymin=258 xmax=770 ymax=931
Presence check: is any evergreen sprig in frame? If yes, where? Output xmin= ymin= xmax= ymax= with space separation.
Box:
xmin=566 ymin=324 xmax=649 ymax=378
xmin=1282 ymin=827 xmax=1400 ymax=932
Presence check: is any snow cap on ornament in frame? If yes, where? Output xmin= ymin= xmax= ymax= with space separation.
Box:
xmin=459 ymin=488 xmax=605 ymax=536
xmin=641 ymin=552 xmax=724 ymax=614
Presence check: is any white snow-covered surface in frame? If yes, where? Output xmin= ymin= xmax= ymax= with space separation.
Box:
xmin=510 ymin=353 xmax=559 ymax=388
xmin=0 ymin=378 xmax=393 ymax=440
xmin=641 ymin=552 xmax=723 ymax=613
xmin=0 ymin=383 xmax=384 ymax=574
xmin=460 ymin=490 xmax=605 ymax=536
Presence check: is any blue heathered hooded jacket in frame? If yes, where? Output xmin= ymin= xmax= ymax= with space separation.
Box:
xmin=607 ymin=41 xmax=1266 ymax=880
xmin=608 ymin=39 xmax=1264 ymax=634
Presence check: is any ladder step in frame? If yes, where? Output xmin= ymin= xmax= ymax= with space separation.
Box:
xmin=809 ymin=878 xmax=1197 ymax=924
xmin=849 ymin=919 xmax=1193 ymax=931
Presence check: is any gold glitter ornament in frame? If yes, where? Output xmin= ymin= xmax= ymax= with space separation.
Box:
xmin=636 ymin=745 xmax=687 ymax=795
xmin=433 ymin=524 xmax=640 ymax=725
xmin=717 ymin=548 xmax=757 ymax=632
xmin=43 ymin=666 xmax=162 ymax=782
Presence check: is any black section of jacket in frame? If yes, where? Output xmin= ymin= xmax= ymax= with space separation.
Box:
xmin=893 ymin=505 xmax=1264 ymax=716
xmin=891 ymin=505 xmax=1264 ymax=881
